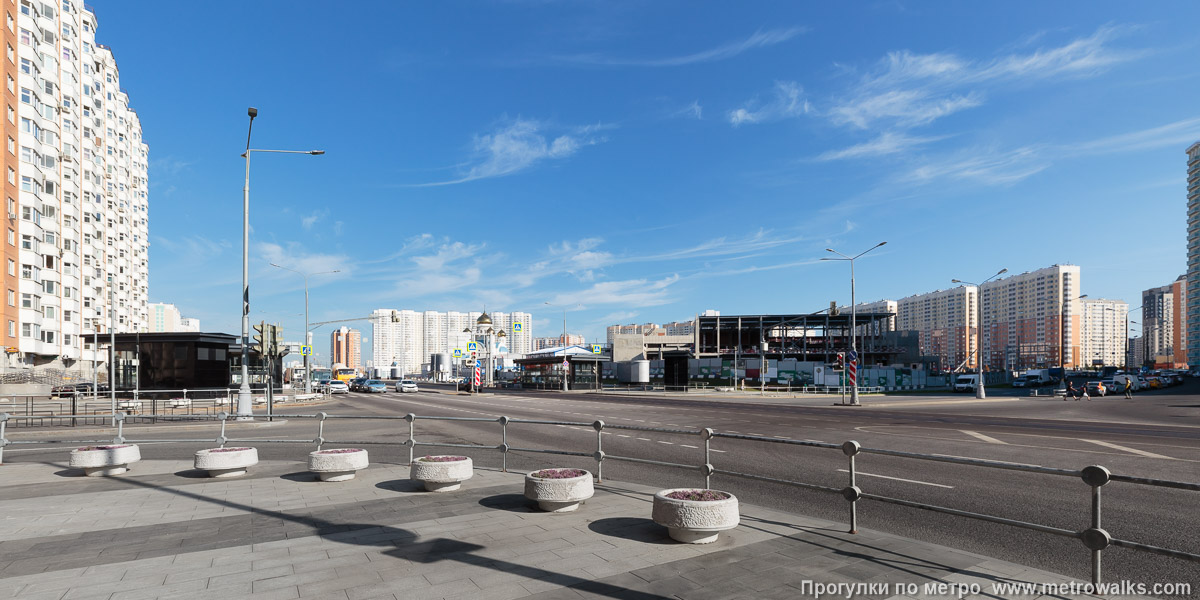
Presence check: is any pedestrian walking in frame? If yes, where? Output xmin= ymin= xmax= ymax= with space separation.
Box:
xmin=1063 ymin=381 xmax=1078 ymax=401
xmin=1123 ymin=378 xmax=1133 ymax=399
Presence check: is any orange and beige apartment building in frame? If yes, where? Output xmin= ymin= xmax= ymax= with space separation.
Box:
xmin=330 ymin=326 xmax=361 ymax=370
xmin=0 ymin=1 xmax=148 ymax=376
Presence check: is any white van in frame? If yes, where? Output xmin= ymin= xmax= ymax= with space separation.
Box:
xmin=954 ymin=374 xmax=979 ymax=392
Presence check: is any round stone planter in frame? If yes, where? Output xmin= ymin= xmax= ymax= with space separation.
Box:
xmin=308 ymin=448 xmax=369 ymax=482
xmin=69 ymin=444 xmax=141 ymax=477
xmin=524 ymin=468 xmax=594 ymax=512
xmin=194 ymin=447 xmax=259 ymax=478
xmin=651 ymin=488 xmax=740 ymax=544
xmin=410 ymin=456 xmax=473 ymax=492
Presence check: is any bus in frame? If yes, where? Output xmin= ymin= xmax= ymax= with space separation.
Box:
xmin=333 ymin=368 xmax=356 ymax=382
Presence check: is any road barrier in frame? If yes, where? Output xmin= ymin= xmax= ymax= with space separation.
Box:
xmin=0 ymin=409 xmax=1196 ymax=587
xmin=0 ymin=387 xmax=329 ymax=427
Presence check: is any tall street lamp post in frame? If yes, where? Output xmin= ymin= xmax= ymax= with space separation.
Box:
xmin=238 ymin=107 xmax=324 ymax=419
xmin=544 ymin=302 xmax=580 ymax=392
xmin=269 ymin=264 xmax=339 ymax=394
xmin=821 ymin=241 xmax=887 ymax=406
xmin=952 ymin=268 xmax=1007 ymax=399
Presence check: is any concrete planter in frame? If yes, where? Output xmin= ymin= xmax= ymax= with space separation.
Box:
xmin=308 ymin=448 xmax=369 ymax=482
xmin=524 ymin=468 xmax=594 ymax=512
xmin=69 ymin=444 xmax=141 ymax=477
xmin=651 ymin=488 xmax=739 ymax=544
xmin=410 ymin=456 xmax=473 ymax=492
xmin=194 ymin=447 xmax=259 ymax=478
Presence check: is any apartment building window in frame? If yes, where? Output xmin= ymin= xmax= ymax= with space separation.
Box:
xmin=18 ymin=29 xmax=30 ymax=45
xmin=6 ymin=259 xmax=12 ymax=276
xmin=6 ymin=229 xmax=12 ymax=245
xmin=5 ymin=105 xmax=11 ymax=124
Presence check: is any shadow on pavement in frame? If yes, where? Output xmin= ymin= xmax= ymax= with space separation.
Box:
xmin=374 ymin=478 xmax=424 ymax=493
xmin=586 ymin=517 xmax=673 ymax=545
xmin=478 ymin=492 xmax=535 ymax=512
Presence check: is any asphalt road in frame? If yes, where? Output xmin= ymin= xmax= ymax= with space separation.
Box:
xmin=5 ymin=382 xmax=1199 ymax=595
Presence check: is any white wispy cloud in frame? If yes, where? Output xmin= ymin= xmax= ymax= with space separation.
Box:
xmin=674 ymin=101 xmax=703 ymax=120
xmin=818 ymin=131 xmax=947 ymax=160
xmin=827 ymin=26 xmax=1140 ymax=131
xmin=557 ymin=27 xmax=805 ymax=67
xmin=257 ymin=242 xmax=354 ymax=276
xmin=408 ymin=119 xmax=607 ymax=187
xmin=549 ymin=274 xmax=680 ymax=307
xmin=1065 ymin=116 xmax=1200 ymax=155
xmin=904 ymin=145 xmax=1047 ymax=185
xmin=301 ymin=209 xmax=328 ymax=230
xmin=729 ymin=81 xmax=810 ymax=126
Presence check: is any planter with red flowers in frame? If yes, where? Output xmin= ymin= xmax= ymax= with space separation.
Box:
xmin=410 ymin=455 xmax=473 ymax=492
xmin=194 ymin=446 xmax=259 ymax=478
xmin=524 ymin=468 xmax=594 ymax=512
xmin=69 ymin=444 xmax=141 ymax=477
xmin=308 ymin=448 xmax=369 ymax=482
xmin=651 ymin=488 xmax=740 ymax=544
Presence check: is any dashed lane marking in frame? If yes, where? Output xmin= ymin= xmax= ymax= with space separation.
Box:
xmin=1082 ymin=439 xmax=1174 ymax=460
xmin=657 ymin=441 xmax=673 ymax=445
xmin=680 ymin=444 xmax=698 ymax=449
xmin=961 ymin=430 xmax=1009 ymax=445
xmin=637 ymin=438 xmax=651 ymax=441
xmin=835 ymin=469 xmax=954 ymax=489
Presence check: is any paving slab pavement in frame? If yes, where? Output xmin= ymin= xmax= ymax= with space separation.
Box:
xmin=0 ymin=457 xmax=1148 ymax=599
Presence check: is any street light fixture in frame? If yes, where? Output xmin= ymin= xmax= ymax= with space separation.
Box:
xmin=269 ymin=263 xmax=340 ymax=394
xmin=951 ymin=268 xmax=1007 ymax=399
xmin=820 ymin=241 xmax=887 ymax=406
xmin=237 ymin=107 xmax=324 ymax=420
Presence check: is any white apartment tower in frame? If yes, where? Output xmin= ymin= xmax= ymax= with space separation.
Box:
xmin=4 ymin=2 xmax=148 ymax=371
xmin=980 ymin=264 xmax=1082 ymax=370
xmin=370 ymin=308 xmax=533 ymax=377
xmin=895 ymin=287 xmax=976 ymax=371
xmin=1080 ymin=298 xmax=1127 ymax=367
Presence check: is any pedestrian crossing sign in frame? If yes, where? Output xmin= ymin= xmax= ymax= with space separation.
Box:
xmin=468 ymin=342 xmax=478 ymax=353
xmin=301 ymin=345 xmax=312 ymax=356
xmin=513 ymin=322 xmax=523 ymax=333
xmin=452 ymin=348 xmax=463 ymax=358
xmin=591 ymin=344 xmax=602 ymax=354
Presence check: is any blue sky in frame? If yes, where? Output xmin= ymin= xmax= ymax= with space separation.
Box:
xmin=96 ymin=1 xmax=1199 ymax=359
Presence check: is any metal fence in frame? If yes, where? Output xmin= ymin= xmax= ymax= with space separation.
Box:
xmin=0 ymin=388 xmax=328 ymax=427
xmin=0 ymin=410 xmax=1196 ymax=587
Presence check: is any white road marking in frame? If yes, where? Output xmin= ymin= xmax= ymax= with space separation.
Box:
xmin=680 ymin=444 xmax=698 ymax=449
xmin=961 ymin=430 xmax=1009 ymax=445
xmin=637 ymin=438 xmax=651 ymax=441
xmin=836 ymin=469 xmax=954 ymax=489
xmin=1082 ymin=439 xmax=1174 ymax=460
xmin=617 ymin=435 xmax=631 ymax=438
xmin=711 ymin=449 xmax=727 ymax=453
xmin=657 ymin=441 xmax=673 ymax=445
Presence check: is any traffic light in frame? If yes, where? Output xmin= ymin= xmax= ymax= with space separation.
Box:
xmin=252 ymin=322 xmax=266 ymax=355
xmin=834 ymin=352 xmax=845 ymax=371
xmin=268 ymin=324 xmax=282 ymax=356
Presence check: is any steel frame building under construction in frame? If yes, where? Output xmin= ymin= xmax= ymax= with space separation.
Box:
xmin=694 ymin=312 xmax=903 ymax=366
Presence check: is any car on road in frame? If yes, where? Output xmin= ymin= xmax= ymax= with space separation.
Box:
xmin=1085 ymin=381 xmax=1107 ymax=397
xmin=953 ymin=374 xmax=979 ymax=392
xmin=327 ymin=380 xmax=349 ymax=394
xmin=395 ymin=379 xmax=419 ymax=393
xmin=348 ymin=378 xmax=368 ymax=392
xmin=364 ymin=380 xmax=387 ymax=393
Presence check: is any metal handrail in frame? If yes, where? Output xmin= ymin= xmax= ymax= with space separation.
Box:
xmin=1 ymin=409 xmax=1197 ymax=587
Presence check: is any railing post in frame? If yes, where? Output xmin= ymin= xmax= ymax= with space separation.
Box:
xmin=499 ymin=416 xmax=509 ymax=473
xmin=114 ymin=412 xmax=126 ymax=444
xmin=593 ymin=420 xmax=605 ymax=483
xmin=0 ymin=412 xmax=8 ymax=465
xmin=702 ymin=428 xmax=715 ymax=489
xmin=842 ymin=441 xmax=862 ymax=534
xmin=316 ymin=412 xmax=327 ymax=451
xmin=405 ymin=413 xmax=416 ymax=465
xmin=1080 ymin=466 xmax=1112 ymax=590
xmin=217 ymin=412 xmax=229 ymax=447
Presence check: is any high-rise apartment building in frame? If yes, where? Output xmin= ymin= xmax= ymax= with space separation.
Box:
xmin=605 ymin=323 xmax=658 ymax=347
xmin=981 ymin=264 xmax=1083 ymax=370
xmin=1142 ymin=276 xmax=1188 ymax=368
xmin=1188 ymin=142 xmax=1200 ymax=368
xmin=1080 ymin=298 xmax=1127 ymax=367
xmin=1 ymin=2 xmax=148 ymax=372
xmin=895 ymin=287 xmax=976 ymax=371
xmin=370 ymin=308 xmax=533 ymax=376
xmin=147 ymin=302 xmax=183 ymax=333
xmin=842 ymin=300 xmax=899 ymax=336
xmin=1173 ymin=275 xmax=1187 ymax=367
xmin=330 ymin=326 xmax=360 ymax=369
xmin=533 ymin=334 xmax=585 ymax=350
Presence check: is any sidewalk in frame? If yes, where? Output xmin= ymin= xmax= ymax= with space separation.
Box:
xmin=0 ymin=459 xmax=1138 ymax=600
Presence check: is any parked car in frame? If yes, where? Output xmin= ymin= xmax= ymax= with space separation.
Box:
xmin=364 ymin=380 xmax=387 ymax=393
xmin=395 ymin=379 xmax=419 ymax=393
xmin=1011 ymin=378 xmax=1027 ymax=388
xmin=327 ymin=380 xmax=350 ymax=394
xmin=1085 ymin=381 xmax=1107 ymax=397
